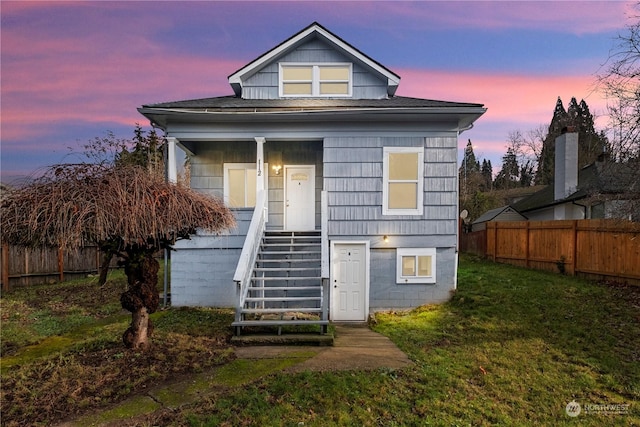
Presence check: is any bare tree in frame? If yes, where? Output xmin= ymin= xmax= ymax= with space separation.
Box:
xmin=1 ymin=164 xmax=235 ymax=349
xmin=595 ymin=3 xmax=640 ymax=219
xmin=598 ymin=4 xmax=640 ymax=161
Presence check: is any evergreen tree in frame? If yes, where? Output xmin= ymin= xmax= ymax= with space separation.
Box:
xmin=534 ymin=96 xmax=607 ymax=185
xmin=494 ymin=148 xmax=520 ymax=190
xmin=459 ymin=139 xmax=482 ymax=202
xmin=536 ymin=97 xmax=569 ymax=185
xmin=480 ymin=159 xmax=493 ymax=191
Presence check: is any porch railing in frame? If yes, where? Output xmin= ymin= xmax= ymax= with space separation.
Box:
xmin=233 ymin=190 xmax=267 ymax=323
xmin=320 ymin=191 xmax=329 ymax=323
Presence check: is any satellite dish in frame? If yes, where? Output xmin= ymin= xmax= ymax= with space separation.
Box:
xmin=460 ymin=209 xmax=468 ymax=219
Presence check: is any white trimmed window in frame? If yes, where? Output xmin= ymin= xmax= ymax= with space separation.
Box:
xmin=280 ymin=63 xmax=351 ymax=97
xmin=223 ymin=163 xmax=268 ymax=208
xmin=396 ymin=248 xmax=436 ymax=284
xmin=383 ymin=147 xmax=424 ymax=215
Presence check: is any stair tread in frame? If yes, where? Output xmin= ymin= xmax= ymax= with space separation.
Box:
xmin=242 ymin=308 xmax=322 ymax=314
xmin=252 ymin=277 xmax=321 ymax=281
xmin=245 ymin=296 xmax=322 ymax=302
xmin=260 ymin=251 xmax=321 ymax=255
xmin=254 ymin=267 xmax=319 ymax=271
xmin=232 ymin=320 xmax=328 ymax=326
xmin=248 ymin=286 xmax=321 ymax=291
xmin=257 ymin=258 xmax=321 ymax=263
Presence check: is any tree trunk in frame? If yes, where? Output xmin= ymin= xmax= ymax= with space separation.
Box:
xmin=123 ymin=307 xmax=149 ymax=349
xmin=120 ymin=250 xmax=159 ymax=349
xmin=97 ymin=250 xmax=113 ymax=287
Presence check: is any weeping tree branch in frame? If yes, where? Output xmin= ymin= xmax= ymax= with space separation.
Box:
xmin=1 ymin=163 xmax=235 ymax=348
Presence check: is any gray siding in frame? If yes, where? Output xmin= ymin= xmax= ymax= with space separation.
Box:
xmin=242 ymin=38 xmax=388 ymax=100
xmin=369 ymin=247 xmax=456 ymax=310
xmin=324 ymin=136 xmax=459 ymax=248
xmin=170 ymin=209 xmax=253 ymax=308
xmin=190 ymin=140 xmax=323 ymax=229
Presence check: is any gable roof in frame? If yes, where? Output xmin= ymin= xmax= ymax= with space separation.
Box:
xmin=472 ymin=206 xmax=526 ymax=224
xmin=227 ymin=22 xmax=401 ymax=97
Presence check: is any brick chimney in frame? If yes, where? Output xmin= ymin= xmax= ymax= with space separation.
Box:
xmin=554 ymin=127 xmax=578 ymax=201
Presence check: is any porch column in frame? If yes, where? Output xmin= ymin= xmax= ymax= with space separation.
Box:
xmin=255 ymin=137 xmax=265 ymax=193
xmin=165 ymin=137 xmax=178 ymax=184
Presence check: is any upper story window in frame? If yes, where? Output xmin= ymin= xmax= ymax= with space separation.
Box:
xmin=280 ymin=63 xmax=351 ymax=97
xmin=382 ymin=147 xmax=424 ymax=216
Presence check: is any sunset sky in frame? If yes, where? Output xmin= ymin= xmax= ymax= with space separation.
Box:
xmin=1 ymin=1 xmax=635 ymax=183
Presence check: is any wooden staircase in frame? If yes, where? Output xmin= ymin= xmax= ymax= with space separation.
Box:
xmin=232 ymin=231 xmax=329 ymax=336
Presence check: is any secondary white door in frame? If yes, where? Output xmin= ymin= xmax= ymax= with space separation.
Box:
xmin=331 ymin=243 xmax=368 ymax=321
xmin=285 ymin=166 xmax=315 ymax=230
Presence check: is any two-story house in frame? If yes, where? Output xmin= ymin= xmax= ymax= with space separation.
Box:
xmin=138 ymin=22 xmax=486 ymax=334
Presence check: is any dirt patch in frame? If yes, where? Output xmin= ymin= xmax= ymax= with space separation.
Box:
xmin=1 ymin=337 xmax=234 ymax=427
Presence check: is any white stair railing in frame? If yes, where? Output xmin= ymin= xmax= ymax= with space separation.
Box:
xmin=233 ymin=190 xmax=267 ymax=323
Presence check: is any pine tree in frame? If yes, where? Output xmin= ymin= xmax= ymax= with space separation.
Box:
xmin=536 ymin=97 xmax=569 ymax=185
xmin=480 ymin=159 xmax=493 ymax=191
xmin=494 ymin=148 xmax=520 ymax=190
xmin=459 ymin=139 xmax=482 ymax=202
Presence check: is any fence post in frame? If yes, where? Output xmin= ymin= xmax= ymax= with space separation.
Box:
xmin=525 ymin=221 xmax=530 ymax=268
xmin=571 ymin=220 xmax=578 ymax=276
xmin=2 ymin=243 xmax=9 ymax=292
xmin=58 ymin=247 xmax=64 ymax=282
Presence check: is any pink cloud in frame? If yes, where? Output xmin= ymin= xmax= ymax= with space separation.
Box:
xmin=397 ymin=68 xmax=608 ymax=130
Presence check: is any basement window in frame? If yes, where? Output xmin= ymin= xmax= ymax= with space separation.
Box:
xmin=280 ymin=63 xmax=351 ymax=97
xmin=396 ymin=248 xmax=436 ymax=284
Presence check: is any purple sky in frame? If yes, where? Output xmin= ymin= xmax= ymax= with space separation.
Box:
xmin=1 ymin=1 xmax=635 ymax=183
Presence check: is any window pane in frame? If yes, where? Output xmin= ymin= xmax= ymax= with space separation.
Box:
xmin=282 ymin=66 xmax=312 ymax=80
xmin=402 ymin=256 xmax=416 ymax=276
xmin=389 ymin=153 xmax=418 ymax=180
xmin=320 ymin=66 xmax=349 ymax=80
xmin=246 ymin=168 xmax=257 ymax=207
xmin=417 ymin=256 xmax=432 ymax=277
xmin=320 ymin=82 xmax=349 ymax=95
xmin=388 ymin=183 xmax=417 ymax=209
xmin=228 ymin=169 xmax=246 ymax=208
xmin=283 ymin=82 xmax=312 ymax=95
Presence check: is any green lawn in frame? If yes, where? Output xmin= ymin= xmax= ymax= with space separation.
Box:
xmin=1 ymin=255 xmax=638 ymax=426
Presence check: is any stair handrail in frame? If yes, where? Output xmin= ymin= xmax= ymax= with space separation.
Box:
xmin=233 ymin=190 xmax=267 ymax=322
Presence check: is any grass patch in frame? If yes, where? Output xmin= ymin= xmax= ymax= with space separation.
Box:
xmin=1 ymin=255 xmax=638 ymax=426
xmin=0 ymin=270 xmax=234 ymax=426
xmin=180 ymin=255 xmax=639 ymax=426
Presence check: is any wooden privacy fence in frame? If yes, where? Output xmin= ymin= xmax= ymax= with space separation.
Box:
xmin=1 ymin=244 xmax=104 ymax=291
xmin=468 ymin=219 xmax=640 ymax=285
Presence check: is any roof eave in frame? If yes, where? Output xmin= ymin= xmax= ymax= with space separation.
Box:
xmin=138 ymin=105 xmax=485 ymax=131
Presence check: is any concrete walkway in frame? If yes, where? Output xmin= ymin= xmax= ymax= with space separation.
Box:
xmin=235 ymin=323 xmax=413 ymax=372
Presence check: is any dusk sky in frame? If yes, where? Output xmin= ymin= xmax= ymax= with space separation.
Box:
xmin=1 ymin=1 xmax=636 ymax=183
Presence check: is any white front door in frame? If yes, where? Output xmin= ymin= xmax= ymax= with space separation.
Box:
xmin=285 ymin=166 xmax=315 ymax=230
xmin=331 ymin=243 xmax=368 ymax=321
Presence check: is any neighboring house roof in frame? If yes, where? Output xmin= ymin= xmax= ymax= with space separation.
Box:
xmin=513 ymin=159 xmax=637 ymax=213
xmin=227 ymin=22 xmax=401 ymax=97
xmin=472 ymin=206 xmax=526 ymax=225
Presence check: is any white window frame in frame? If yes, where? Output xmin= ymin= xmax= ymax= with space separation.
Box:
xmin=279 ymin=63 xmax=352 ymax=98
xmin=223 ymin=163 xmax=268 ymax=208
xmin=396 ymin=248 xmax=436 ymax=284
xmin=382 ymin=147 xmax=424 ymax=216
